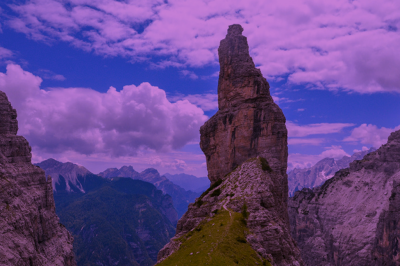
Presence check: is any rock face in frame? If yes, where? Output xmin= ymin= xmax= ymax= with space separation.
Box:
xmin=0 ymin=91 xmax=76 ymax=266
xmin=200 ymin=24 xmax=288 ymax=184
xmin=288 ymin=148 xmax=375 ymax=196
xmin=157 ymin=25 xmax=303 ymax=266
xmin=288 ymin=130 xmax=400 ymax=265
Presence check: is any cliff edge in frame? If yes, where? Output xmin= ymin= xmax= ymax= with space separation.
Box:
xmin=0 ymin=91 xmax=76 ymax=266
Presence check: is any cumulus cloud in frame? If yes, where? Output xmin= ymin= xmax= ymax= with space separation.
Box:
xmin=287 ymin=121 xmax=355 ymax=137
xmin=344 ymin=123 xmax=400 ymax=148
xmin=4 ymin=0 xmax=400 ymax=93
xmin=0 ymin=63 xmax=208 ymax=156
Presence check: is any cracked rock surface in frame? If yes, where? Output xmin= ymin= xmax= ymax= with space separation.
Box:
xmin=289 ymin=129 xmax=400 ymax=265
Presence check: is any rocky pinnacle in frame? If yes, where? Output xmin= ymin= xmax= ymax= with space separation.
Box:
xmin=157 ymin=25 xmax=302 ymax=266
xmin=200 ymin=24 xmax=288 ymax=192
xmin=0 ymin=90 xmax=76 ymax=266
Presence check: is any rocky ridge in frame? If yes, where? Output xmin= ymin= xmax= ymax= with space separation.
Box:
xmin=36 ymin=158 xmax=91 ymax=193
xmin=0 ymin=91 xmax=76 ymax=266
xmin=288 ymin=147 xmax=375 ymax=196
xmin=157 ymin=24 xmax=303 ymax=266
xmin=288 ymin=130 xmax=400 ymax=265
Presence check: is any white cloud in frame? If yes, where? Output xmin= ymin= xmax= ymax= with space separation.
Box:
xmin=4 ymin=0 xmax=400 ymax=93
xmin=37 ymin=69 xmax=66 ymax=81
xmin=180 ymin=70 xmax=198 ymax=80
xmin=287 ymin=121 xmax=355 ymax=137
xmin=0 ymin=63 xmax=208 ymax=157
xmin=344 ymin=123 xmax=400 ymax=148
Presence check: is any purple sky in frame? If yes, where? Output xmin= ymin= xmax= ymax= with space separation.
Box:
xmin=0 ymin=0 xmax=399 ymax=176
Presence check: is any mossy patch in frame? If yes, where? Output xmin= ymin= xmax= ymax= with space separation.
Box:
xmin=158 ymin=210 xmax=269 ymax=266
xmin=259 ymin=157 xmax=273 ymax=173
xmin=199 ymin=179 xmax=223 ymax=199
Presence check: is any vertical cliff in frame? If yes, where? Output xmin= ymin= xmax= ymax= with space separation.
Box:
xmin=0 ymin=91 xmax=76 ymax=266
xmin=289 ymin=129 xmax=400 ymax=265
xmin=157 ymin=25 xmax=303 ymax=266
xmin=200 ymin=24 xmax=288 ymax=184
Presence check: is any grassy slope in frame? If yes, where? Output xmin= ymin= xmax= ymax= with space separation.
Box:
xmin=157 ymin=209 xmax=271 ymax=266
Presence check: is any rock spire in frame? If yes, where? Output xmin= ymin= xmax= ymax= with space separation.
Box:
xmin=200 ymin=24 xmax=288 ymax=185
xmin=0 ymin=91 xmax=76 ymax=266
xmin=157 ymin=25 xmax=303 ymax=266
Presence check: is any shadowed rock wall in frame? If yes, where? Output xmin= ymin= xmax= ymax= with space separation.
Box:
xmin=0 ymin=91 xmax=76 ymax=266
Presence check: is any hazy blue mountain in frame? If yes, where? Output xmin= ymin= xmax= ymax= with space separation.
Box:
xmin=99 ymin=166 xmax=200 ymax=218
xmin=36 ymin=159 xmax=179 ymax=266
xmin=55 ymin=177 xmax=177 ymax=266
xmin=288 ymin=147 xmax=376 ymax=196
xmin=163 ymin=173 xmax=209 ymax=193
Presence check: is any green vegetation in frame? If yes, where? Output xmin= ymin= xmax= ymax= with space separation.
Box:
xmin=210 ymin=188 xmax=221 ymax=197
xmin=240 ymin=202 xmax=249 ymax=225
xmin=259 ymin=157 xmax=272 ymax=173
xmin=158 ymin=210 xmax=270 ymax=266
xmin=195 ymin=199 xmax=204 ymax=207
xmin=199 ymin=179 xmax=223 ymax=199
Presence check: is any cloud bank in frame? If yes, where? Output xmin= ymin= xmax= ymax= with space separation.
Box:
xmin=4 ymin=0 xmax=400 ymax=93
xmin=0 ymin=63 xmax=207 ymax=157
xmin=344 ymin=123 xmax=400 ymax=148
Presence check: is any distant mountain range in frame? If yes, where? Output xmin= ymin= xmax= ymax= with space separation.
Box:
xmin=288 ymin=147 xmax=376 ymax=196
xmin=37 ymin=159 xmax=202 ymax=218
xmin=163 ymin=173 xmax=209 ymax=193
xmin=98 ymin=166 xmax=200 ymax=218
xmin=35 ymin=159 xmax=206 ymax=265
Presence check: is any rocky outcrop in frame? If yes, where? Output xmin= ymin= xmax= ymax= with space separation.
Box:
xmin=157 ymin=158 xmax=303 ymax=266
xmin=157 ymin=24 xmax=303 ymax=266
xmin=288 ymin=130 xmax=400 ymax=265
xmin=0 ymin=91 xmax=76 ymax=266
xmin=288 ymin=148 xmax=375 ymax=196
xmin=200 ymin=24 xmax=288 ymax=184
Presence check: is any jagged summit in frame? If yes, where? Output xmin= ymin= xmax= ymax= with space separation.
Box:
xmin=218 ymin=24 xmax=272 ymax=110
xmin=0 ymin=91 xmax=18 ymax=135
